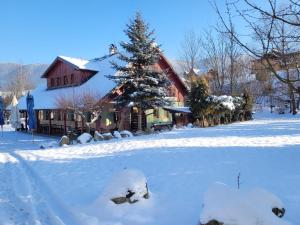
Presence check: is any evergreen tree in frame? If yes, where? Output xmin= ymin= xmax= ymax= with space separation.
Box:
xmin=242 ymin=91 xmax=253 ymax=120
xmin=188 ymin=76 xmax=210 ymax=126
xmin=109 ymin=12 xmax=170 ymax=131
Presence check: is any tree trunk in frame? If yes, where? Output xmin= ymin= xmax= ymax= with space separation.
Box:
xmin=288 ymin=83 xmax=297 ymax=115
xmin=137 ymin=107 xmax=143 ymax=132
xmin=63 ymin=111 xmax=67 ymax=135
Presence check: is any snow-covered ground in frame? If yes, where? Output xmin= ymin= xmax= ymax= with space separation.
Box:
xmin=0 ymin=111 xmax=300 ymax=225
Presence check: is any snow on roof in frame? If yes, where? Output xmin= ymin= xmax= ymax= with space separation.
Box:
xmin=59 ymin=55 xmax=115 ymax=72
xmin=18 ymin=54 xmax=122 ymax=110
xmin=168 ymin=60 xmax=186 ymax=76
xmin=163 ymin=106 xmax=191 ymax=114
xmin=59 ymin=56 xmax=91 ymax=70
xmin=168 ymin=59 xmax=207 ymax=84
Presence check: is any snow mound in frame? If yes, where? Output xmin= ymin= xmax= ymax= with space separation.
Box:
xmin=186 ymin=123 xmax=193 ymax=128
xmin=94 ymin=131 xmax=104 ymax=141
xmin=77 ymin=133 xmax=93 ymax=144
xmin=40 ymin=141 xmax=58 ymax=149
xmin=200 ymin=183 xmax=290 ymax=225
xmin=113 ymin=131 xmax=122 ymax=139
xmin=120 ymin=130 xmax=133 ymax=138
xmin=102 ymin=132 xmax=114 ymax=140
xmin=0 ymin=153 xmax=18 ymax=163
xmin=103 ymin=169 xmax=149 ymax=203
xmin=81 ymin=169 xmax=154 ymax=225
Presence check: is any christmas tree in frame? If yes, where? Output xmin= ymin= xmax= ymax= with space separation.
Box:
xmin=188 ymin=76 xmax=210 ymax=127
xmin=109 ymin=12 xmax=170 ymax=131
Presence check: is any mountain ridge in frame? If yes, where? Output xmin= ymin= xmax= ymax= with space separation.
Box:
xmin=0 ymin=63 xmax=48 ymax=90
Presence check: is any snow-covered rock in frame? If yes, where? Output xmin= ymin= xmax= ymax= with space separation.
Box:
xmin=120 ymin=130 xmax=133 ymax=138
xmin=105 ymin=169 xmax=150 ymax=204
xmin=77 ymin=133 xmax=93 ymax=144
xmin=113 ymin=131 xmax=122 ymax=139
xmin=186 ymin=123 xmax=193 ymax=128
xmin=59 ymin=135 xmax=70 ymax=146
xmin=40 ymin=141 xmax=58 ymax=149
xmin=102 ymin=132 xmax=114 ymax=140
xmin=94 ymin=131 xmax=104 ymax=141
xmin=200 ymin=183 xmax=291 ymax=225
xmin=82 ymin=170 xmax=153 ymax=225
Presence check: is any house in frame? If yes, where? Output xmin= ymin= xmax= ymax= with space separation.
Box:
xmin=18 ymin=49 xmax=190 ymax=135
xmin=251 ymin=50 xmax=300 ymax=111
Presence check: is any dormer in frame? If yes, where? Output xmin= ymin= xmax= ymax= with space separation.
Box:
xmin=41 ymin=56 xmax=97 ymax=90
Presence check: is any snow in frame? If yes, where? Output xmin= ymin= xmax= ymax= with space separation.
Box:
xmin=0 ymin=112 xmax=300 ymax=224
xmin=186 ymin=123 xmax=193 ymax=128
xmin=200 ymin=183 xmax=290 ymax=225
xmin=209 ymin=95 xmax=236 ymax=111
xmin=0 ymin=152 xmax=18 ymax=163
xmin=120 ymin=130 xmax=133 ymax=137
xmin=113 ymin=131 xmax=122 ymax=138
xmin=163 ymin=106 xmax=191 ymax=113
xmin=101 ymin=169 xmax=148 ymax=201
xmin=94 ymin=131 xmax=104 ymax=139
xmin=83 ymin=170 xmax=154 ymax=225
xmin=18 ymin=54 xmax=123 ymax=110
xmin=77 ymin=132 xmax=93 ymax=144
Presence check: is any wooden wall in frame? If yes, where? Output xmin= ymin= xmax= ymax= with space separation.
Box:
xmin=45 ymin=60 xmax=95 ymax=89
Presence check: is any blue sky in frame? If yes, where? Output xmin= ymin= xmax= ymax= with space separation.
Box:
xmin=1 ymin=0 xmax=225 ymax=64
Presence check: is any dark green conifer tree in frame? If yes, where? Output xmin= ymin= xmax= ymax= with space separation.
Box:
xmin=188 ymin=76 xmax=210 ymax=126
xmin=109 ymin=13 xmax=170 ymax=131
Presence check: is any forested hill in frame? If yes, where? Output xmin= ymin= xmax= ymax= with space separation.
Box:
xmin=0 ymin=63 xmax=48 ymax=90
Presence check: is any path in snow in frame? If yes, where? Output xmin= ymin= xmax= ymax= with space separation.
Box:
xmin=0 ymin=127 xmax=80 ymax=225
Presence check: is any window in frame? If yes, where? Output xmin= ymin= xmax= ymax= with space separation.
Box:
xmin=67 ymin=111 xmax=75 ymax=121
xmin=86 ymin=112 xmax=92 ymax=123
xmin=44 ymin=110 xmax=50 ymax=120
xmin=70 ymin=74 xmax=74 ymax=84
xmin=154 ymin=108 xmax=159 ymax=118
xmin=54 ymin=110 xmax=62 ymax=121
xmin=56 ymin=77 xmax=61 ymax=86
xmin=50 ymin=78 xmax=55 ymax=87
xmin=164 ymin=110 xmax=169 ymax=118
xmin=63 ymin=76 xmax=68 ymax=85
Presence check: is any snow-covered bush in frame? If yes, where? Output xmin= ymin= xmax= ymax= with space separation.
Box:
xmin=77 ymin=132 xmax=93 ymax=144
xmin=200 ymin=183 xmax=290 ymax=225
xmin=232 ymin=96 xmax=246 ymax=121
xmin=206 ymin=95 xmax=235 ymax=125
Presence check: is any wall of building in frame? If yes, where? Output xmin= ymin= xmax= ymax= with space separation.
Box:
xmin=46 ymin=60 xmax=95 ymax=89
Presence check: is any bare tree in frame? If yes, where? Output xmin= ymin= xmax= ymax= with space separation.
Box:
xmin=56 ymin=89 xmax=104 ymax=133
xmin=200 ymin=28 xmax=244 ymax=96
xmin=6 ymin=65 xmax=34 ymax=98
xmin=225 ymin=22 xmax=240 ymax=95
xmin=200 ymin=30 xmax=227 ymax=95
xmin=179 ymin=30 xmax=202 ymax=86
xmin=212 ymin=0 xmax=300 ymax=114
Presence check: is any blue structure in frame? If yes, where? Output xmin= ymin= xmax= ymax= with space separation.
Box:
xmin=26 ymin=93 xmax=35 ymax=130
xmin=0 ymin=96 xmax=4 ymax=126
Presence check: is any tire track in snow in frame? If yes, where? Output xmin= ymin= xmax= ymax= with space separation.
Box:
xmin=7 ymin=152 xmax=82 ymax=225
xmin=0 ymin=162 xmax=35 ymax=224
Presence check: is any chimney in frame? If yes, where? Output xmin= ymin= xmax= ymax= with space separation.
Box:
xmin=109 ymin=44 xmax=117 ymax=55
